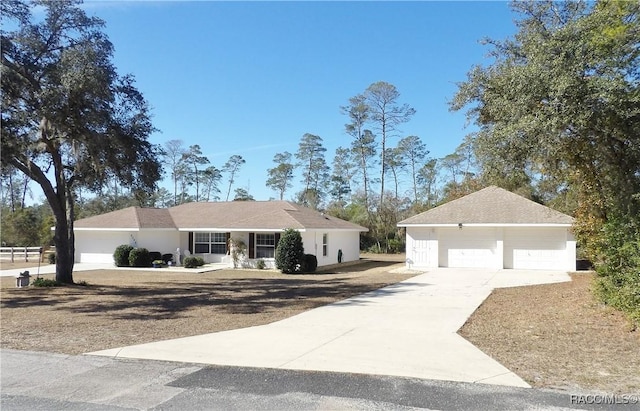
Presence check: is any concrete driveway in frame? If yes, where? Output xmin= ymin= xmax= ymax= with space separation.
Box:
xmin=89 ymin=268 xmax=571 ymax=388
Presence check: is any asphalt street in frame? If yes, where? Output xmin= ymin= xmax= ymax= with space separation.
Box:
xmin=2 ymin=349 xmax=631 ymax=411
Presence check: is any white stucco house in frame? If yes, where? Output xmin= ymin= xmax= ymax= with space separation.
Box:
xmin=398 ymin=186 xmax=576 ymax=271
xmin=73 ymin=201 xmax=367 ymax=268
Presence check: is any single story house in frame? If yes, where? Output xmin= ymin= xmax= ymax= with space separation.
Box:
xmin=398 ymin=186 xmax=576 ymax=271
xmin=73 ymin=201 xmax=368 ymax=268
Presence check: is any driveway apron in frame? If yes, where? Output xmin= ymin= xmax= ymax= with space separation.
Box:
xmin=88 ymin=268 xmax=571 ymax=388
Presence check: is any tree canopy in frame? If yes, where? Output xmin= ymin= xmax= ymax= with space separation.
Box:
xmin=451 ymin=0 xmax=640 ymax=324
xmin=1 ymin=0 xmax=162 ymax=283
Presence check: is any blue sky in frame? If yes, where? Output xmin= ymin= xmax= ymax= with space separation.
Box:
xmin=81 ymin=1 xmax=518 ymax=202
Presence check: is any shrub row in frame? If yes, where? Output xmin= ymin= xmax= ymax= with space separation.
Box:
xmin=113 ymin=245 xmax=153 ymax=267
xmin=114 ymin=244 xmax=134 ymax=267
xmin=183 ymin=256 xmax=205 ymax=268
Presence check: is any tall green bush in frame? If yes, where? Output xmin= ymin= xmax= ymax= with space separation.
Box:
xmin=593 ymin=215 xmax=640 ymax=328
xmin=275 ymin=228 xmax=304 ymax=274
xmin=129 ymin=247 xmax=152 ymax=267
xmin=113 ymin=244 xmax=134 ymax=267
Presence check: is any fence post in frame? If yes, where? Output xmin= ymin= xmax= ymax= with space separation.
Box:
xmin=11 ymin=247 xmax=14 ymax=263
xmin=25 ymin=247 xmax=28 ymax=262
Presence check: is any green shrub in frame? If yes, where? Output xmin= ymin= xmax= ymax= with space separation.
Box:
xmin=32 ymin=277 xmax=59 ymax=287
xmin=183 ymin=256 xmax=205 ymax=268
xmin=129 ymin=247 xmax=152 ymax=267
xmin=149 ymin=251 xmax=162 ymax=261
xmin=113 ymin=244 xmax=134 ymax=267
xmin=256 ymin=259 xmax=266 ymax=270
xmin=593 ymin=215 xmax=640 ymax=328
xmin=301 ymin=254 xmax=318 ymax=273
xmin=387 ymin=237 xmax=404 ymax=253
xmin=275 ymin=228 xmax=304 ymax=274
xmin=47 ymin=252 xmax=56 ymax=264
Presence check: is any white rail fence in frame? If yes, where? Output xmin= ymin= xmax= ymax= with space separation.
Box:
xmin=0 ymin=247 xmax=43 ymax=263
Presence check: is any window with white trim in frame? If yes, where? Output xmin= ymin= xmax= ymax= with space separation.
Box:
xmin=194 ymin=232 xmax=227 ymax=254
xmin=256 ymin=233 xmax=276 ymax=258
xmin=322 ymin=233 xmax=328 ymax=257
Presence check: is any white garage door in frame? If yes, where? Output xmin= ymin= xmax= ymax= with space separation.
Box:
xmin=439 ymin=228 xmax=497 ymax=268
xmin=504 ymin=228 xmax=567 ymax=270
xmin=75 ymin=230 xmax=132 ymax=264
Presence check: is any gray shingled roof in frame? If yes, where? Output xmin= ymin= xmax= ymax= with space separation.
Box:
xmin=74 ymin=207 xmax=176 ymax=229
xmin=74 ymin=201 xmax=367 ymax=231
xmin=398 ymin=186 xmax=574 ymax=226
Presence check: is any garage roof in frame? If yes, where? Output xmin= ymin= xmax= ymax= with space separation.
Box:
xmin=398 ymin=186 xmax=574 ymax=226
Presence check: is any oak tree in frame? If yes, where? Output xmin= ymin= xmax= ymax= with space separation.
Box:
xmin=1 ymin=0 xmax=161 ymax=283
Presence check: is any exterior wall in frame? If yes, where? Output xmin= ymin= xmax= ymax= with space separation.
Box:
xmin=300 ymin=231 xmax=361 ymax=267
xmin=75 ymin=230 xmax=181 ymax=264
xmin=136 ymin=230 xmax=181 ymax=258
xmin=566 ymin=230 xmax=577 ymax=271
xmin=74 ymin=230 xmax=135 ymax=263
xmin=300 ymin=231 xmax=360 ymax=267
xmin=76 ymin=227 xmax=364 ymax=268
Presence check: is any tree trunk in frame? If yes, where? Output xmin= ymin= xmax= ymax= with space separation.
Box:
xmin=52 ymin=186 xmax=76 ymax=284
xmin=359 ymin=151 xmax=369 ymax=212
xmin=53 ymin=217 xmax=74 ymax=284
xmin=8 ymin=172 xmax=16 ymax=212
xmin=173 ymin=173 xmax=178 ymax=206
xmin=379 ymin=118 xmax=387 ymax=211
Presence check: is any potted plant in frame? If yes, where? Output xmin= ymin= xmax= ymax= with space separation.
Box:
xmin=152 ymin=260 xmax=164 ymax=268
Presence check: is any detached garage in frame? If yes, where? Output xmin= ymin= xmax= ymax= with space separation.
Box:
xmin=398 ymin=186 xmax=576 ymax=271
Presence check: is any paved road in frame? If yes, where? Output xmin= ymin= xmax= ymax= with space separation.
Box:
xmin=89 ymin=268 xmax=571 ymax=388
xmin=2 ymin=349 xmax=621 ymax=411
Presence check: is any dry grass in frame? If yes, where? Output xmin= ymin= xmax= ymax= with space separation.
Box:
xmin=459 ymin=273 xmax=640 ymax=394
xmin=3 ymin=258 xmax=638 ymax=395
xmin=1 ymin=257 xmax=413 ymax=355
xmin=0 ymin=261 xmax=51 ymax=270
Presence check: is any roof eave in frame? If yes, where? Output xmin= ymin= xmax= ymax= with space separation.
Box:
xmin=74 ymin=227 xmax=142 ymax=231
xmin=398 ymin=223 xmax=573 ymax=228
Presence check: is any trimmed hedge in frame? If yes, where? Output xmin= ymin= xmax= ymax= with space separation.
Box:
xmin=183 ymin=256 xmax=205 ymax=268
xmin=113 ymin=244 xmax=134 ymax=267
xmin=129 ymin=247 xmax=152 ymax=267
xmin=302 ymin=254 xmax=317 ymax=273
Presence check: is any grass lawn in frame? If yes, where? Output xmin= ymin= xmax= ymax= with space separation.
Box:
xmin=2 ymin=258 xmax=638 ymax=394
xmin=459 ymin=273 xmax=640 ymax=394
xmin=0 ymin=257 xmax=414 ymax=355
